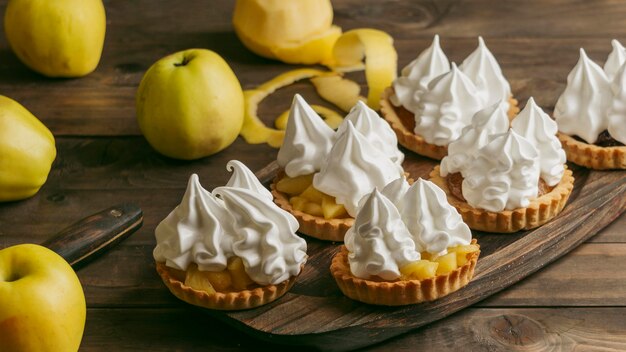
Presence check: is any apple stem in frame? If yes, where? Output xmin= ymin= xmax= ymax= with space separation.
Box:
xmin=174 ymin=56 xmax=190 ymax=67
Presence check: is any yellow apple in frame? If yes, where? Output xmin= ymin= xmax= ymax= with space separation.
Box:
xmin=136 ymin=49 xmax=245 ymax=160
xmin=4 ymin=0 xmax=106 ymax=77
xmin=0 ymin=95 xmax=56 ymax=202
xmin=0 ymin=244 xmax=86 ymax=352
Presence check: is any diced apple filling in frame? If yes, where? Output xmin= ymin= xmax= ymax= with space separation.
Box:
xmin=183 ymin=258 xmax=256 ymax=294
xmin=399 ymin=244 xmax=479 ymax=280
xmin=277 ymin=175 xmax=348 ymax=219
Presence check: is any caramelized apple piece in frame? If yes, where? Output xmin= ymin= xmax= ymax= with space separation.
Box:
xmin=303 ymin=202 xmax=324 ymax=217
xmin=321 ymin=194 xmax=347 ymax=219
xmin=276 ymin=174 xmax=314 ymax=195
xmin=184 ymin=265 xmax=217 ymax=294
xmin=289 ymin=196 xmax=308 ymax=211
xmin=434 ymin=252 xmax=457 ymax=275
xmin=400 ymin=260 xmax=438 ymax=280
xmin=227 ymin=257 xmax=255 ymax=291
xmin=299 ymin=185 xmax=324 ymax=203
xmin=448 ymin=244 xmax=479 ymax=266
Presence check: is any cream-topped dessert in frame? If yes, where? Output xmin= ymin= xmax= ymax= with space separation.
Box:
xmin=554 ymin=43 xmax=626 ymax=169
xmin=381 ymin=176 xmax=410 ymax=212
xmin=154 ymin=161 xmax=307 ymax=310
xmin=460 ymin=36 xmax=512 ymax=110
xmin=414 ymin=63 xmax=484 ymax=146
xmin=390 ymin=35 xmax=450 ymax=113
xmin=331 ymin=183 xmax=480 ymax=306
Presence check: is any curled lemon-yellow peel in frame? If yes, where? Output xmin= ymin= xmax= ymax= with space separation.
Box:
xmin=275 ymin=104 xmax=343 ymax=130
xmin=329 ymin=29 xmax=397 ymax=110
xmin=310 ymin=74 xmax=366 ymax=112
xmin=240 ymin=68 xmax=335 ymax=148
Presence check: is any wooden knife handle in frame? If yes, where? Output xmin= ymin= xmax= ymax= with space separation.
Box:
xmin=41 ymin=203 xmax=143 ymax=268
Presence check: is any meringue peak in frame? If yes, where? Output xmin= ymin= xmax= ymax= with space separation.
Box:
xmin=224 ymin=160 xmax=273 ymax=201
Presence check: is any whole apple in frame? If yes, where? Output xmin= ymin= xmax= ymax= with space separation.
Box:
xmin=0 ymin=244 xmax=86 ymax=352
xmin=4 ymin=0 xmax=106 ymax=77
xmin=136 ymin=49 xmax=245 ymax=160
xmin=0 ymin=95 xmax=56 ymax=202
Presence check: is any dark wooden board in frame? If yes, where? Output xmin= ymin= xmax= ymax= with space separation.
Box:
xmin=202 ymin=158 xmax=626 ymax=351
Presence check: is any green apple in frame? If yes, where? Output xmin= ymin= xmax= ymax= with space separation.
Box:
xmin=136 ymin=49 xmax=245 ymax=160
xmin=4 ymin=0 xmax=106 ymax=77
xmin=0 ymin=244 xmax=86 ymax=352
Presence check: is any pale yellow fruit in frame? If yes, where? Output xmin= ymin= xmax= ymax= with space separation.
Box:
xmin=299 ymin=185 xmax=325 ymax=203
xmin=136 ymin=49 xmax=244 ymax=160
xmin=448 ymin=244 xmax=480 ymax=266
xmin=310 ymin=75 xmax=365 ymax=112
xmin=227 ymin=257 xmax=254 ymax=291
xmin=400 ymin=260 xmax=439 ymax=280
xmin=0 ymin=96 xmax=56 ymax=202
xmin=184 ymin=265 xmax=216 ymax=295
xmin=0 ymin=244 xmax=86 ymax=352
xmin=302 ymin=202 xmax=324 ymax=217
xmin=434 ymin=252 xmax=458 ymax=275
xmin=232 ymin=0 xmax=339 ymax=64
xmin=4 ymin=0 xmax=106 ymax=77
xmin=276 ymin=174 xmax=314 ymax=196
xmin=321 ymin=194 xmax=347 ymax=219
xmin=289 ymin=196 xmax=308 ymax=212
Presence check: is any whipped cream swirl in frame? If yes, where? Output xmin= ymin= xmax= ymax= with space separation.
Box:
xmin=277 ymin=94 xmax=335 ymax=177
xmin=391 ymin=35 xmax=450 ymax=113
xmin=224 ymin=160 xmax=273 ymax=201
xmin=414 ymin=63 xmax=484 ymax=146
xmin=462 ymin=129 xmax=540 ymax=212
xmin=511 ymin=97 xmax=566 ymax=186
xmin=604 ymin=39 xmax=626 ymax=81
xmin=154 ymin=174 xmax=233 ymax=271
xmin=608 ymin=61 xmax=626 ymax=144
xmin=460 ymin=36 xmax=512 ymax=110
xmin=344 ymin=189 xmax=420 ymax=280
xmin=213 ymin=186 xmax=307 ymax=286
xmin=554 ymin=48 xmax=612 ymax=144
xmin=440 ymin=101 xmax=509 ymax=176
xmin=339 ymin=100 xmax=405 ymax=165
xmin=381 ymin=176 xmax=410 ymax=212
xmin=400 ymin=178 xmax=472 ymax=255
xmin=313 ymin=121 xmax=403 ymax=217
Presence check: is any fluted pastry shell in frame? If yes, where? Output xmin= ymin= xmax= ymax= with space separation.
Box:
xmin=380 ymin=87 xmax=519 ymax=160
xmin=330 ymin=239 xmax=479 ymax=306
xmin=429 ymin=165 xmax=574 ymax=233
xmin=156 ymin=262 xmax=299 ymax=311
xmin=557 ymin=132 xmax=626 ymax=170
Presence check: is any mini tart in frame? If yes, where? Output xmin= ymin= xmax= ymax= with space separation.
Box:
xmin=156 ymin=262 xmax=299 ymax=311
xmin=429 ymin=165 xmax=574 ymax=233
xmin=330 ymin=239 xmax=480 ymax=306
xmin=271 ymin=170 xmax=353 ymax=242
xmin=380 ymin=87 xmax=519 ymax=160
xmin=557 ymin=132 xmax=626 ymax=170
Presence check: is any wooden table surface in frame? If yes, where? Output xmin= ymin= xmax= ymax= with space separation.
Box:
xmin=1 ymin=0 xmax=625 ymax=350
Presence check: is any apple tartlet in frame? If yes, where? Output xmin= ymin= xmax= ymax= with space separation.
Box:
xmin=553 ymin=43 xmax=626 ymax=170
xmin=330 ymin=180 xmax=480 ymax=306
xmin=154 ymin=161 xmax=307 ymax=310
xmin=272 ymin=94 xmax=406 ymax=242
xmin=433 ymin=100 xmax=574 ymax=233
xmin=381 ymin=35 xmax=519 ymax=160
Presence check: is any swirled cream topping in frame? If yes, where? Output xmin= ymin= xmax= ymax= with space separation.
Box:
xmin=604 ymin=39 xmax=626 ymax=81
xmin=277 ymin=94 xmax=335 ymax=177
xmin=339 ymin=100 xmax=405 ymax=165
xmin=313 ymin=121 xmax=404 ymax=217
xmin=554 ymin=49 xmax=612 ymax=144
xmin=608 ymin=62 xmax=626 ymax=144
xmin=344 ymin=189 xmax=420 ymax=280
xmin=400 ymin=178 xmax=472 ymax=255
xmin=460 ymin=36 xmax=512 ymax=109
xmin=391 ymin=35 xmax=450 ymax=113
xmin=440 ymin=101 xmax=509 ymax=177
xmin=154 ymin=174 xmax=233 ymax=271
xmin=462 ymin=129 xmax=540 ymax=212
xmin=511 ymin=97 xmax=566 ymax=186
xmin=414 ymin=63 xmax=484 ymax=146
xmin=213 ymin=186 xmax=307 ymax=286
xmin=381 ymin=176 xmax=410 ymax=212
xmin=224 ymin=160 xmax=273 ymax=201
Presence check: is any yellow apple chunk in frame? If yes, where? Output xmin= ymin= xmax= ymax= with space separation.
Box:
xmin=400 ymin=260 xmax=439 ymax=280
xmin=299 ymin=185 xmax=324 ymax=203
xmin=321 ymin=194 xmax=347 ymax=219
xmin=184 ymin=265 xmax=217 ymax=294
xmin=303 ymin=202 xmax=324 ymax=217
xmin=448 ymin=244 xmax=480 ymax=266
xmin=205 ymin=270 xmax=233 ymax=292
xmin=227 ymin=257 xmax=255 ymax=291
xmin=276 ymin=174 xmax=313 ymax=195
xmin=435 ymin=252 xmax=458 ymax=275
xmin=289 ymin=196 xmax=308 ymax=211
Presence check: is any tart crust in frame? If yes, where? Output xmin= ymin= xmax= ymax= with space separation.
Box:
xmin=557 ymin=132 xmax=626 ymax=170
xmin=429 ymin=165 xmax=575 ymax=233
xmin=380 ymin=87 xmax=519 ymax=160
xmin=271 ymin=171 xmax=354 ymax=242
xmin=156 ymin=262 xmax=299 ymax=311
xmin=330 ymin=239 xmax=480 ymax=306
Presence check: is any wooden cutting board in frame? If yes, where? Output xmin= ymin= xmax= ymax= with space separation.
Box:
xmin=208 ymin=153 xmax=626 ymax=351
